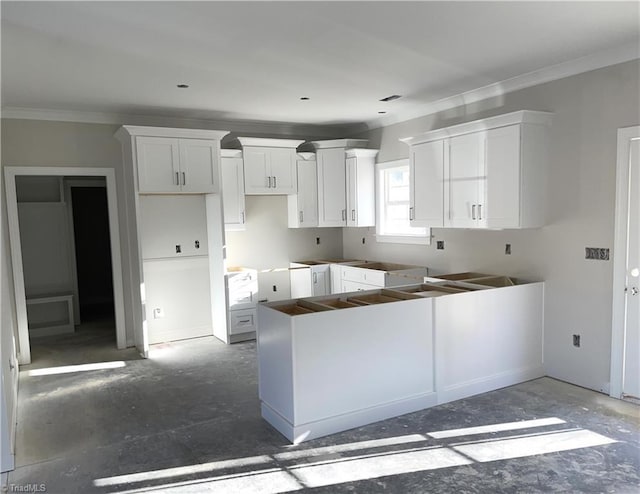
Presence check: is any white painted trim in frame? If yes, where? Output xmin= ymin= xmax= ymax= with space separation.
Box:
xmin=610 ymin=126 xmax=640 ymax=399
xmin=372 ymin=42 xmax=639 ymax=129
xmin=310 ymin=139 xmax=368 ymax=150
xmin=237 ymin=137 xmax=305 ymax=148
xmin=400 ymin=110 xmax=553 ymax=145
xmin=296 ymin=152 xmax=315 ymax=161
xmin=220 ymin=149 xmax=242 ymax=158
xmin=117 ymin=125 xmax=228 ymax=141
xmin=0 ymin=106 xmax=354 ymax=138
xmin=4 ymin=167 xmax=128 ymax=364
xmin=345 ymin=148 xmax=379 ymax=159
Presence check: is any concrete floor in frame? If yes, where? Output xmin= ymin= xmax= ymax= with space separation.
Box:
xmin=6 ymin=333 xmax=640 ymax=494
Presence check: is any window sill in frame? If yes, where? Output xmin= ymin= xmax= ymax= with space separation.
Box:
xmin=375 ymin=234 xmax=431 ymax=245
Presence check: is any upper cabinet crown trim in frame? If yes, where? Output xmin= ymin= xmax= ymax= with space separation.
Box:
xmin=237 ymin=137 xmax=304 ymax=148
xmin=310 ymin=139 xmax=369 ymax=150
xmin=297 ymin=152 xmax=316 ymax=161
xmin=345 ymin=148 xmax=379 ymax=159
xmin=115 ymin=125 xmax=229 ymax=141
xmin=399 ymin=110 xmax=554 ymax=146
xmin=221 ymin=149 xmax=243 ymax=158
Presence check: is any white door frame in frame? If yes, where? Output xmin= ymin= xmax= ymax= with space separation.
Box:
xmin=4 ymin=167 xmax=127 ymax=365
xmin=610 ymin=126 xmax=640 ymax=399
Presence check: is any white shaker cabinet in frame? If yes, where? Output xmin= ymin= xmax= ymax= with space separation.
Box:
xmin=136 ymin=136 xmax=220 ymax=194
xmin=401 ymin=111 xmax=553 ymax=229
xmin=288 ymin=153 xmax=318 ymax=228
xmin=312 ymin=139 xmax=377 ymax=228
xmin=238 ymin=138 xmax=304 ymax=195
xmin=220 ymin=149 xmax=246 ymax=231
xmin=410 ymin=139 xmax=445 ymax=227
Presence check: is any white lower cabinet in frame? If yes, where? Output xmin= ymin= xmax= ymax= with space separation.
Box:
xmin=290 ymin=262 xmax=331 ymax=298
xmin=229 ymin=308 xmax=257 ymax=335
xmin=225 ymin=268 xmax=258 ymax=342
xmin=257 ymin=280 xmax=544 ymax=443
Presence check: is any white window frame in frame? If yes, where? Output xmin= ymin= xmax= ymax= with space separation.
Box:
xmin=375 ymin=159 xmax=431 ymax=245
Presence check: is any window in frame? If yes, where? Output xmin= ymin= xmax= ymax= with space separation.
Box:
xmin=376 ymin=160 xmax=430 ymax=244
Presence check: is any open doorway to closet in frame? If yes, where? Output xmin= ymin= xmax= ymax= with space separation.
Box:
xmin=5 ymin=167 xmax=127 ymax=366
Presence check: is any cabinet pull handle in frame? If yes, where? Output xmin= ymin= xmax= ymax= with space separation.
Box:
xmin=313 ymin=272 xmax=317 ymax=284
xmin=299 ymin=211 xmax=303 ymax=223
xmin=239 ymin=319 xmax=251 ymax=324
xmin=351 ymin=209 xmax=355 ymax=221
xmin=241 ymin=211 xmax=245 ymax=224
xmin=267 ymin=176 xmax=272 ymax=188
xmin=472 ymin=204 xmax=476 ymax=220
xmin=478 ymin=204 xmax=482 ymax=220
xmin=342 ymin=209 xmax=346 ymax=221
xmin=175 ymin=172 xmax=180 ymax=186
xmin=182 ymin=172 xmax=186 ymax=186
xmin=272 ymin=176 xmax=277 ymax=188
xmin=409 ymin=207 xmax=414 ymax=221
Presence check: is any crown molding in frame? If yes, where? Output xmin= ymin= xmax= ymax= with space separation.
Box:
xmin=310 ymin=139 xmax=369 ymax=150
xmin=237 ymin=137 xmax=305 ymax=148
xmin=0 ymin=106 xmax=349 ymax=139
xmin=368 ymin=42 xmax=639 ymax=130
xmin=115 ymin=125 xmax=229 ymax=141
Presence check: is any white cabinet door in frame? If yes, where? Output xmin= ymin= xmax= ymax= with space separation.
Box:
xmin=243 ymin=147 xmax=272 ymax=194
xmin=346 ymin=155 xmax=375 ymax=227
xmin=484 ymin=124 xmax=521 ymax=229
xmin=136 ymin=136 xmax=181 ymax=193
xmin=288 ymin=158 xmax=318 ymax=228
xmin=411 ymin=140 xmax=445 ymax=227
xmin=446 ymin=132 xmax=485 ymax=228
xmin=269 ymin=148 xmax=297 ymax=194
xmin=179 ymin=139 xmax=219 ymax=193
xmin=221 ymin=155 xmax=246 ymax=230
xmin=311 ymin=265 xmax=330 ymax=296
xmin=290 ymin=267 xmax=313 ymax=298
xmin=317 ymin=148 xmax=347 ymax=226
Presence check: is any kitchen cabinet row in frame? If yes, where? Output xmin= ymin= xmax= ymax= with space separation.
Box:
xmin=289 ymin=259 xmax=428 ymax=298
xmin=258 ymin=273 xmax=544 ymax=443
xmin=402 ymin=110 xmax=553 ymax=229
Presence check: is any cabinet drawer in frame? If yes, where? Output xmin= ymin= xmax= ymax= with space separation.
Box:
xmin=229 ymin=309 xmax=257 ymax=335
xmin=341 ymin=266 xmax=385 ymax=286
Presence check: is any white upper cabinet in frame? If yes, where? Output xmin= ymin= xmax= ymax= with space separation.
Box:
xmin=238 ymin=138 xmax=304 ymax=195
xmin=401 ymin=111 xmax=553 ymax=229
xmin=115 ymin=126 xmax=229 ymax=194
xmin=220 ymin=149 xmax=246 ymax=231
xmin=312 ymin=139 xmax=377 ymax=228
xmin=346 ymin=149 xmax=377 ymax=227
xmin=288 ymin=153 xmax=318 ymax=228
xmin=409 ymin=139 xmax=445 ymax=227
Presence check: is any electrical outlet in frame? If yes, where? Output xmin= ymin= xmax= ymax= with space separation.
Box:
xmin=272 ymin=285 xmax=277 ymax=292
xmin=505 ymin=243 xmax=512 ymax=255
xmin=573 ymin=334 xmax=581 ymax=347
xmin=316 ymin=237 xmax=320 ymax=245
xmin=436 ymin=241 xmax=445 ymax=250
xmin=175 ymin=245 xmax=181 ymax=254
xmin=362 ymin=237 xmax=366 ymax=244
xmin=153 ymin=308 xmax=165 ymax=319
xmin=585 ymin=247 xmax=609 ymax=260
xmin=195 ymin=240 xmax=200 ymax=249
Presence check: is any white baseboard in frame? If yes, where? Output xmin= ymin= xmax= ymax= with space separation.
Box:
xmin=262 ymin=392 xmax=439 ymax=444
xmin=437 ymin=365 xmax=545 ymax=405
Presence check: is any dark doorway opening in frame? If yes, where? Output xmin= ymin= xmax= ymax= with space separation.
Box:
xmin=71 ymin=187 xmax=115 ymax=322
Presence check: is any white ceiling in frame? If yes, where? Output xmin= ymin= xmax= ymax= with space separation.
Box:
xmin=2 ymin=1 xmax=639 ymax=129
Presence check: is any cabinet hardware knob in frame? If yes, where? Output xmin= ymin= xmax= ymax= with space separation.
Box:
xmin=267 ymin=176 xmax=272 ymax=188
xmin=273 ymin=176 xmax=277 ymax=188
xmin=342 ymin=209 xmax=346 ymax=221
xmin=241 ymin=211 xmax=245 ymax=223
xmin=299 ymin=211 xmax=303 ymax=223
xmin=351 ymin=209 xmax=356 ymax=221
xmin=409 ymin=207 xmax=414 ymax=221
xmin=175 ymin=172 xmax=180 ymax=186
xmin=478 ymin=204 xmax=482 ymax=220
xmin=182 ymin=172 xmax=186 ymax=186
xmin=472 ymin=204 xmax=476 ymax=220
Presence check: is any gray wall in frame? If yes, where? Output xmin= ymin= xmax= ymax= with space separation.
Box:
xmin=226 ymin=195 xmax=343 ymax=301
xmin=344 ymin=60 xmax=640 ymax=393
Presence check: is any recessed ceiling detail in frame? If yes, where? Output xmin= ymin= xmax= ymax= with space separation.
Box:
xmin=1 ymin=2 xmax=638 ymax=128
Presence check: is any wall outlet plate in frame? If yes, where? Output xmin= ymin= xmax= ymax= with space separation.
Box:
xmin=573 ymin=334 xmax=581 ymax=347
xmin=585 ymin=247 xmax=609 ymax=260
xmin=436 ymin=240 xmax=445 ymax=250
xmin=153 ymin=308 xmax=165 ymax=319
xmin=505 ymin=243 xmax=512 ymax=255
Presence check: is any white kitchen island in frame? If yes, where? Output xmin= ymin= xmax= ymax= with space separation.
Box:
xmin=257 ymin=277 xmax=544 ymax=443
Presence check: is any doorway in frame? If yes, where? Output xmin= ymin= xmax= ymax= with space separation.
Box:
xmin=4 ymin=167 xmax=127 ymax=365
xmin=610 ymin=126 xmax=640 ymax=401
